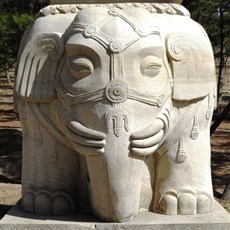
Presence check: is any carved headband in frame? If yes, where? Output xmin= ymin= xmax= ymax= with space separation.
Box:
xmin=57 ymin=6 xmax=170 ymax=108
xmin=67 ymin=6 xmax=160 ymax=53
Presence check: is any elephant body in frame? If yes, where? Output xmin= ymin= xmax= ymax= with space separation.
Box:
xmin=15 ymin=3 xmax=216 ymax=222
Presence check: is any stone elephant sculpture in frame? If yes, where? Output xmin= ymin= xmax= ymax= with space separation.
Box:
xmin=15 ymin=3 xmax=216 ymax=222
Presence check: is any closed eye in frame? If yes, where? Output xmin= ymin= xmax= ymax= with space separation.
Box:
xmin=144 ymin=63 xmax=162 ymax=76
xmin=140 ymin=56 xmax=162 ymax=77
xmin=69 ymin=57 xmax=94 ymax=79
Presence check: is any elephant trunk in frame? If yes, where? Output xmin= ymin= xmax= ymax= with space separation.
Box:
xmin=85 ymin=131 xmax=144 ymax=222
xmin=71 ymin=100 xmax=162 ymax=221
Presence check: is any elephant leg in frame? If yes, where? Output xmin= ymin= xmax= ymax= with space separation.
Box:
xmin=153 ymin=96 xmax=214 ymax=215
xmin=18 ymin=100 xmax=87 ymax=214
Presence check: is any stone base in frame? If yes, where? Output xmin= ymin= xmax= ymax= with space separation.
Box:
xmin=1 ymin=201 xmax=229 ymax=230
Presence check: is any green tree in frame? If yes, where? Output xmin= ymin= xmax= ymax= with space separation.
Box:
xmin=183 ymin=0 xmax=230 ymax=107
xmin=0 ymin=0 xmax=34 ymax=75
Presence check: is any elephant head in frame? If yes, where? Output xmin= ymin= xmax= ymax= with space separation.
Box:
xmin=15 ymin=4 xmax=216 ymax=222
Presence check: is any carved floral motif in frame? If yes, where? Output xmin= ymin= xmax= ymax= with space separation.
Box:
xmin=37 ymin=3 xmax=190 ymax=18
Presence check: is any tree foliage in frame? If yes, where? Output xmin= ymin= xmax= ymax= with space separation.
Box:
xmin=183 ymin=0 xmax=230 ymax=58
xmin=0 ymin=1 xmax=35 ymax=73
xmin=183 ymin=0 xmax=230 ymax=109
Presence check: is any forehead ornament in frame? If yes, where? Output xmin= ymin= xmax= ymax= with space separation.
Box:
xmin=105 ymin=80 xmax=129 ymax=103
xmin=109 ymin=41 xmax=123 ymax=53
xmin=69 ymin=7 xmax=160 ymax=53
xmin=83 ymin=26 xmax=97 ymax=38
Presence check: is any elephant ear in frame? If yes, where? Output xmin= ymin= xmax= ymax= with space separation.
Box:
xmin=15 ymin=32 xmax=64 ymax=102
xmin=166 ymin=33 xmax=216 ymax=101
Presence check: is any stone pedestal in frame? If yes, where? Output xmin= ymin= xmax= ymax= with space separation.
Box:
xmin=1 ymin=201 xmax=229 ymax=230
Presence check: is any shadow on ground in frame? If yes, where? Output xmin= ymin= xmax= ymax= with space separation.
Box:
xmin=0 ymin=205 xmax=14 ymax=219
xmin=0 ymin=128 xmax=22 ymax=183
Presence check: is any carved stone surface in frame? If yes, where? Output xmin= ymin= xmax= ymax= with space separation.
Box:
xmin=50 ymin=0 xmax=184 ymax=5
xmin=1 ymin=201 xmax=230 ymax=229
xmin=15 ymin=2 xmax=217 ymax=223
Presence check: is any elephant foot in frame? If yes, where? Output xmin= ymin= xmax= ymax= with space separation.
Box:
xmin=21 ymin=190 xmax=75 ymax=215
xmin=158 ymin=189 xmax=214 ymax=215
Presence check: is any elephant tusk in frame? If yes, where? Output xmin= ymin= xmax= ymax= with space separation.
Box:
xmin=70 ymin=141 xmax=105 ymax=156
xmin=66 ymin=126 xmax=106 ymax=148
xmin=131 ymin=118 xmax=164 ymax=140
xmin=131 ymin=129 xmax=164 ymax=148
xmin=131 ymin=144 xmax=159 ymax=157
xmin=68 ymin=121 xmax=106 ymax=140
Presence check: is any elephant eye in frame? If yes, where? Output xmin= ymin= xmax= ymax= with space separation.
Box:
xmin=144 ymin=64 xmax=162 ymax=76
xmin=140 ymin=57 xmax=162 ymax=77
xmin=69 ymin=57 xmax=94 ymax=79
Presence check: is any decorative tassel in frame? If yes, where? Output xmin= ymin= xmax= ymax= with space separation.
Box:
xmin=206 ymin=106 xmax=212 ymax=120
xmin=206 ymin=93 xmax=212 ymax=120
xmin=176 ymin=137 xmax=187 ymax=163
xmin=190 ymin=113 xmax=199 ymax=140
xmin=50 ymin=142 xmax=58 ymax=164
